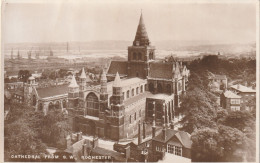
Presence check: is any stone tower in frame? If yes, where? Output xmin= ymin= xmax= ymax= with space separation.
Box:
xmin=127 ymin=13 xmax=155 ymax=79
xmin=79 ymin=68 xmax=87 ymax=108
xmin=110 ymin=72 xmax=125 ymax=140
xmin=68 ymin=75 xmax=79 ymax=108
xmin=24 ymin=76 xmax=37 ymax=106
xmin=99 ymin=69 xmax=108 ymax=112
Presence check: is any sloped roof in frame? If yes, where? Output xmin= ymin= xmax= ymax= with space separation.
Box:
xmin=133 ymin=13 xmax=150 ymax=46
xmin=69 ymin=75 xmax=79 ymax=88
xmin=223 ymin=90 xmax=241 ymax=98
xmin=153 ymin=129 xmax=192 ymax=149
xmin=113 ymin=72 xmax=121 ymax=87
xmin=231 ymin=84 xmax=256 ymax=93
xmin=80 ymin=68 xmax=87 ymax=79
xmin=37 ymin=84 xmax=69 ymax=98
xmin=149 ymin=62 xmax=173 ymax=79
xmin=107 ymin=61 xmax=128 ymax=75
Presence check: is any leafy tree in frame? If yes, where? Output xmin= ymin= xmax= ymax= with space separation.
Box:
xmin=18 ymin=70 xmax=31 ymax=82
xmin=221 ymin=110 xmax=255 ymax=132
xmin=191 ymin=128 xmax=221 ymax=162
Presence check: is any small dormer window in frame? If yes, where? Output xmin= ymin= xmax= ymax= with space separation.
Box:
xmin=136 ymin=41 xmax=140 ymax=46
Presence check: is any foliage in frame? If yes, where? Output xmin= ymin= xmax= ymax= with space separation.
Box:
xmin=18 ymin=70 xmax=31 ymax=82
xmin=179 ymin=55 xmax=256 ymax=162
xmin=40 ymin=110 xmax=72 ymax=149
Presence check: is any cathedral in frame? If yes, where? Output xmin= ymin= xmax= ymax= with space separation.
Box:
xmin=70 ymin=13 xmax=190 ymax=141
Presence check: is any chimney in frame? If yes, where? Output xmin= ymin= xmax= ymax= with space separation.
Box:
xmin=152 ymin=102 xmax=156 ymax=138
xmin=92 ymin=135 xmax=99 ymax=148
xmin=138 ymin=121 xmax=142 ymax=145
xmin=162 ymin=116 xmax=167 ymax=141
xmin=143 ymin=122 xmax=146 ymax=139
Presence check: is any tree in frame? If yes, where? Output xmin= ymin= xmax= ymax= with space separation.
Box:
xmin=221 ymin=110 xmax=255 ymax=132
xmin=191 ymin=128 xmax=222 ymax=162
xmin=18 ymin=70 xmax=31 ymax=82
xmin=40 ymin=110 xmax=72 ymax=148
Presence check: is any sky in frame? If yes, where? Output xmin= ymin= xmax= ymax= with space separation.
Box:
xmin=2 ymin=0 xmax=257 ymax=44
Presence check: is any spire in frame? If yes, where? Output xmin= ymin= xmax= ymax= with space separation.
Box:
xmin=113 ymin=72 xmax=121 ymax=87
xmin=80 ymin=68 xmax=87 ymax=79
xmin=133 ymin=12 xmax=150 ymax=46
xmin=101 ymin=69 xmax=107 ymax=81
xmin=69 ymin=75 xmax=79 ymax=88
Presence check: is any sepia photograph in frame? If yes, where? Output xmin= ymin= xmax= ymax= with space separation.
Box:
xmin=1 ymin=0 xmax=259 ymax=162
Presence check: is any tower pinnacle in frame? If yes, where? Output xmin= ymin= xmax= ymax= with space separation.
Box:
xmin=133 ymin=13 xmax=150 ymax=46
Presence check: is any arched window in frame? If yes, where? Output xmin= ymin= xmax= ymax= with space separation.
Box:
xmin=141 ymin=85 xmax=143 ymax=93
xmin=149 ymin=83 xmax=154 ymax=92
xmin=136 ymin=87 xmax=139 ymax=95
xmin=55 ymin=101 xmax=60 ymax=109
xmin=86 ymin=92 xmax=99 ymax=117
xmin=134 ymin=112 xmax=137 ymax=120
xmin=127 ymin=90 xmax=130 ymax=98
xmin=133 ymin=52 xmax=137 ymax=60
xmin=129 ymin=115 xmax=132 ymax=124
xmin=132 ymin=89 xmax=135 ymax=96
xmin=123 ymin=92 xmax=125 ymax=100
xmin=158 ymin=83 xmax=163 ymax=93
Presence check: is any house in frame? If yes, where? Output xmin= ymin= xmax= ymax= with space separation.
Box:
xmin=220 ymin=90 xmax=241 ymax=111
xmin=230 ymin=84 xmax=256 ymax=111
xmin=208 ymin=72 xmax=227 ymax=91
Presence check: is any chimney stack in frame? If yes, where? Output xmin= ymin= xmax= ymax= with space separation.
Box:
xmin=143 ymin=122 xmax=146 ymax=139
xmin=162 ymin=116 xmax=167 ymax=141
xmin=138 ymin=121 xmax=142 ymax=145
xmin=152 ymin=102 xmax=156 ymax=138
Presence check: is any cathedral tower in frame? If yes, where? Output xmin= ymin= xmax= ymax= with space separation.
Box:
xmin=127 ymin=13 xmax=155 ymax=79
xmin=110 ymin=72 xmax=125 ymax=140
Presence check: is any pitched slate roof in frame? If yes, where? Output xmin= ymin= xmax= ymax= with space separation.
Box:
xmin=36 ymin=84 xmax=69 ymax=98
xmin=223 ymin=90 xmax=241 ymax=98
xmin=149 ymin=62 xmax=173 ymax=79
xmin=153 ymin=129 xmax=192 ymax=149
xmin=231 ymin=84 xmax=256 ymax=93
xmin=107 ymin=61 xmax=128 ymax=76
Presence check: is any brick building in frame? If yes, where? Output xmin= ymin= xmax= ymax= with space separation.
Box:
xmin=230 ymin=84 xmax=256 ymax=111
xmin=220 ymin=90 xmax=241 ymax=111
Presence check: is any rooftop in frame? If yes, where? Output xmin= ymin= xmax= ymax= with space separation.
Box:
xmin=230 ymin=84 xmax=256 ymax=93
xmin=153 ymin=129 xmax=192 ymax=149
xmin=107 ymin=61 xmax=128 ymax=76
xmin=223 ymin=90 xmax=241 ymax=98
xmin=37 ymin=84 xmax=69 ymax=98
xmin=149 ymin=62 xmax=174 ymax=79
